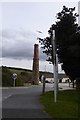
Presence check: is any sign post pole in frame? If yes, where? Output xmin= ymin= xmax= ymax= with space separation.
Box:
xmin=12 ymin=73 xmax=17 ymax=87
xmin=13 ymin=78 xmax=16 ymax=87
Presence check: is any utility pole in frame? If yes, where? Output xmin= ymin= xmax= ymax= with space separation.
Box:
xmin=52 ymin=30 xmax=58 ymax=103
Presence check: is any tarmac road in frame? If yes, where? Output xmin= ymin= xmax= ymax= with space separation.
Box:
xmin=2 ymin=83 xmax=73 ymax=119
xmin=2 ymin=85 xmax=53 ymax=119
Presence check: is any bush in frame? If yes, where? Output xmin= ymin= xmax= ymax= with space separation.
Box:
xmin=2 ymin=66 xmax=24 ymax=87
xmin=2 ymin=67 xmax=13 ymax=87
xmin=15 ymin=76 xmax=24 ymax=86
xmin=20 ymin=72 xmax=32 ymax=83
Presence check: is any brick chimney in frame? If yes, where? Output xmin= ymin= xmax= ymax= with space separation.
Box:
xmin=32 ymin=44 xmax=39 ymax=85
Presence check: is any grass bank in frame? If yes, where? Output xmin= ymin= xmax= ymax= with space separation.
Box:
xmin=40 ymin=90 xmax=79 ymax=119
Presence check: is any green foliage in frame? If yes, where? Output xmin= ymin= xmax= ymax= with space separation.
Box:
xmin=15 ymin=76 xmax=24 ymax=86
xmin=2 ymin=66 xmax=13 ymax=87
xmin=39 ymin=6 xmax=80 ymax=80
xmin=2 ymin=66 xmax=24 ymax=87
xmin=20 ymin=72 xmax=32 ymax=83
xmin=53 ymin=6 xmax=80 ymax=79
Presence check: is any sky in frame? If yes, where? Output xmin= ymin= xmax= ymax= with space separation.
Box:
xmin=1 ymin=1 xmax=80 ymax=73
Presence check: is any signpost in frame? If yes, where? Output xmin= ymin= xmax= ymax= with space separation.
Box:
xmin=12 ymin=73 xmax=17 ymax=87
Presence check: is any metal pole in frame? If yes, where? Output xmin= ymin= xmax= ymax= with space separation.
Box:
xmin=13 ymin=78 xmax=15 ymax=87
xmin=52 ymin=30 xmax=58 ymax=103
xmin=42 ymin=76 xmax=45 ymax=94
xmin=56 ymin=54 xmax=58 ymax=91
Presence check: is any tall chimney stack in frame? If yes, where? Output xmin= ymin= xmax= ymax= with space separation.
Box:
xmin=32 ymin=44 xmax=39 ymax=85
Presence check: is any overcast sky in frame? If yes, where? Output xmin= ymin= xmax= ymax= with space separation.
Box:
xmin=1 ymin=1 xmax=79 ymax=73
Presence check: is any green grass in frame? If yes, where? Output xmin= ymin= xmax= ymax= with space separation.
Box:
xmin=9 ymin=69 xmax=24 ymax=75
xmin=40 ymin=90 xmax=79 ymax=119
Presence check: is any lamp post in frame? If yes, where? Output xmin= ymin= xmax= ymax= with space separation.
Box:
xmin=52 ymin=30 xmax=58 ymax=103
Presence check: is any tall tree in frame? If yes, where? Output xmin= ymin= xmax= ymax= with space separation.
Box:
xmin=39 ymin=6 xmax=80 ymax=84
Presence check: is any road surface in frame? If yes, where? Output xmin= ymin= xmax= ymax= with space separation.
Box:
xmin=2 ymin=85 xmax=53 ymax=119
xmin=2 ymin=83 xmax=73 ymax=119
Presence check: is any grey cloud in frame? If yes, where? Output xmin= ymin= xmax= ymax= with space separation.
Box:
xmin=2 ymin=29 xmax=35 ymax=60
xmin=2 ymin=29 xmax=46 ymax=61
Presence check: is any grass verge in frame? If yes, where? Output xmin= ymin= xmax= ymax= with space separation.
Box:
xmin=40 ymin=90 xmax=79 ymax=120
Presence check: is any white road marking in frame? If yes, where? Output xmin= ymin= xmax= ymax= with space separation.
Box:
xmin=2 ymin=94 xmax=12 ymax=101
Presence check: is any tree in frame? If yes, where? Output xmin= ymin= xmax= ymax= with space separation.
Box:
xmin=2 ymin=66 xmax=13 ymax=86
xmin=39 ymin=6 xmax=80 ymax=87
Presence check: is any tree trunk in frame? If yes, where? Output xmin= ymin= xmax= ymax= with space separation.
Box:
xmin=72 ymin=80 xmax=74 ymax=88
xmin=76 ymin=78 xmax=80 ymax=118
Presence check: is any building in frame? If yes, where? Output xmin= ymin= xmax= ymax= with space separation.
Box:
xmin=39 ymin=72 xmax=69 ymax=83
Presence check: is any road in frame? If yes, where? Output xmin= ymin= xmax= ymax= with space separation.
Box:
xmin=2 ymin=85 xmax=53 ymax=119
xmin=0 ymin=88 xmax=2 ymax=120
xmin=1 ymin=83 xmax=73 ymax=119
